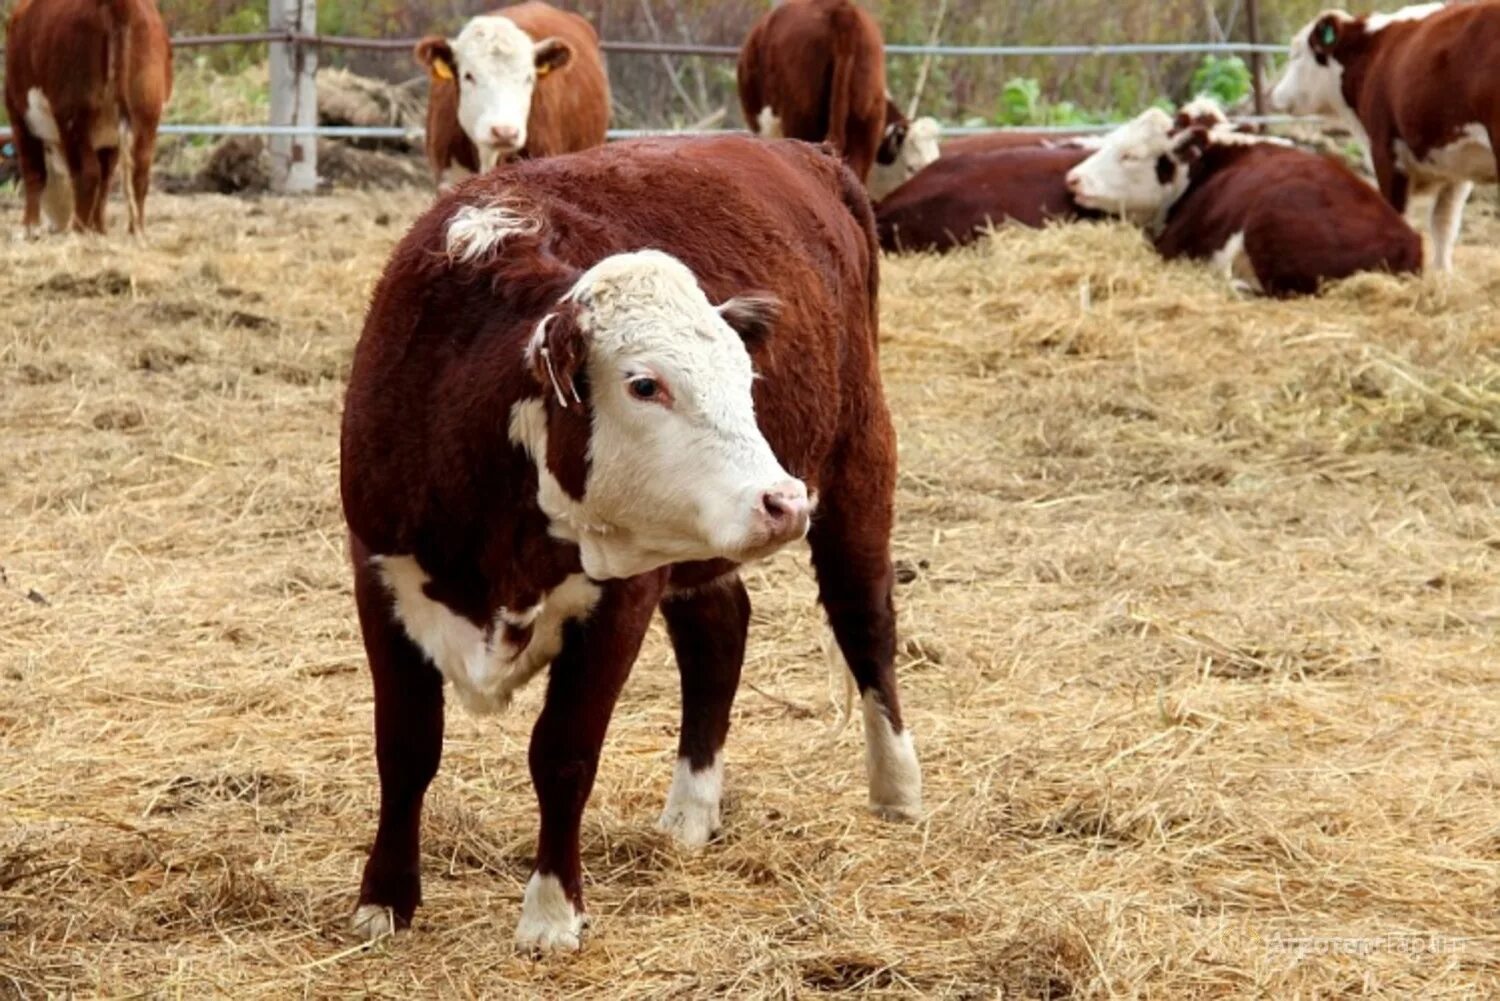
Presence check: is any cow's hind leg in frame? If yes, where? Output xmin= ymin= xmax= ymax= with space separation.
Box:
xmin=94 ymin=146 xmax=121 ymax=233
xmin=1429 ymin=181 xmax=1473 ymax=274
xmin=657 ymin=573 xmax=750 ymax=848
xmin=349 ymin=543 xmax=445 ymax=939
xmin=126 ymin=116 xmax=159 ymax=234
xmin=11 ymin=124 xmax=48 ymax=236
xmin=519 ymin=574 xmax=664 ymax=954
xmin=807 ymin=426 xmax=922 ymax=822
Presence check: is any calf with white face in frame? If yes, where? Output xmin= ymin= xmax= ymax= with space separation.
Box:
xmin=869 ymin=113 xmax=942 ymax=202
xmin=417 ymin=15 xmax=572 ymax=169
xmin=1065 ymin=108 xmax=1189 ymax=223
xmin=512 ymin=250 xmax=811 ymax=580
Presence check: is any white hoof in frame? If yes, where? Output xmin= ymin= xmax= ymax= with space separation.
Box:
xmin=350 ymin=903 xmax=398 ymax=941
xmin=863 ymin=691 xmax=923 ymax=821
xmin=657 ymin=754 xmax=724 ymax=848
xmin=514 ymin=872 xmax=584 ymax=954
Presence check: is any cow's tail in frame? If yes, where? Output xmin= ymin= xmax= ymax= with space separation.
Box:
xmin=824 ymin=1 xmax=861 ymax=153
xmin=100 ymin=0 xmax=142 ymax=230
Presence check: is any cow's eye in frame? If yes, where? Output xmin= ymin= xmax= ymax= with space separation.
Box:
xmin=464 ymin=72 xmax=476 ymax=83
xmin=628 ymin=377 xmax=661 ymax=401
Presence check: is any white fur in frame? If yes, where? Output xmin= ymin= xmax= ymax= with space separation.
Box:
xmin=515 ymin=872 xmax=584 ymax=952
xmin=1395 ymin=125 xmax=1496 ymax=183
xmin=1270 ymin=15 xmax=1359 ymax=129
xmin=657 ymin=753 xmax=724 ymax=848
xmin=1177 ymin=94 xmax=1228 ymax=127
xmin=868 ymin=116 xmax=942 ymax=202
xmin=444 ymin=198 xmax=542 ymax=263
xmin=375 ymin=555 xmax=599 ymax=714
xmin=755 ymin=106 xmax=784 ymax=138
xmin=451 ymin=15 xmax=548 ymax=169
xmin=509 ymin=250 xmax=806 ymax=581
xmin=1429 ymin=181 xmax=1473 ymax=273
xmin=23 ymin=89 xmax=72 ymax=233
xmin=350 ymin=903 xmax=398 ymax=941
xmin=1366 ymin=2 xmax=1444 ymax=32
xmin=862 ymin=690 xmax=922 ymax=821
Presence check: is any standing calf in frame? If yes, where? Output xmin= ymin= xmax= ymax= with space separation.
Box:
xmin=3 ymin=0 xmax=172 ymax=235
xmin=341 ymin=135 xmax=922 ymax=951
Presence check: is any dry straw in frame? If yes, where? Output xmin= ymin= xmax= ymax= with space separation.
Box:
xmin=2 ymin=188 xmax=1499 ymax=998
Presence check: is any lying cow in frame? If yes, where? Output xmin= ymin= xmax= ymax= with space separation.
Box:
xmin=342 ymin=135 xmax=922 ymax=951
xmin=1271 ymin=3 xmax=1500 ymax=272
xmin=3 ymin=0 xmax=172 ymax=234
xmin=414 ymin=1 xmax=609 ymax=187
xmin=739 ymin=0 xmax=938 ymax=190
xmin=868 ymin=97 xmax=942 ymax=201
xmin=876 ymin=145 xmax=1099 ymax=252
xmin=1066 ymin=108 xmax=1421 ymax=296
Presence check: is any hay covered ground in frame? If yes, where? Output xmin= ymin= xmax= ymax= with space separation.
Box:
xmin=2 ymin=186 xmax=1498 ymax=998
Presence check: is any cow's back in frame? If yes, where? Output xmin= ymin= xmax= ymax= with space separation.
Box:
xmin=1372 ymin=5 xmax=1500 ymax=158
xmin=877 ymin=146 xmax=1093 ymax=251
xmin=503 ymin=2 xmax=610 ymax=157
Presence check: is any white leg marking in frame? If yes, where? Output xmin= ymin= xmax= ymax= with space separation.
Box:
xmin=658 ymin=752 xmax=724 ymax=848
xmin=862 ymin=690 xmax=922 ymax=821
xmin=350 ymin=903 xmax=398 ymax=941
xmin=1429 ymin=181 xmax=1472 ymax=274
xmin=515 ymin=872 xmax=584 ymax=953
xmin=25 ymin=90 xmax=73 ymax=232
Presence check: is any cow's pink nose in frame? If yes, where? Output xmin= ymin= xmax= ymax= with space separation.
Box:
xmin=489 ymin=125 xmax=521 ymax=148
xmin=758 ymin=482 xmax=811 ymax=541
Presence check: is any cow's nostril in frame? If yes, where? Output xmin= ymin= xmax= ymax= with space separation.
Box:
xmin=761 ymin=491 xmax=789 ymax=523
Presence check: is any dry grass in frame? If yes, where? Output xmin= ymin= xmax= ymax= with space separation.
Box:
xmin=2 ymin=184 xmax=1499 ymax=998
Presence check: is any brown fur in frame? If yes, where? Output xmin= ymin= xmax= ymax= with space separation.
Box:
xmin=877 ymin=146 xmax=1098 ymax=253
xmin=1156 ymin=132 xmax=1422 ymax=297
xmin=737 ymin=0 xmax=888 ymax=182
xmin=3 ymin=0 xmax=172 ymax=234
xmin=414 ymin=1 xmax=609 ymax=183
xmin=940 ymin=130 xmax=1091 ymax=157
xmin=342 ymin=135 xmax=909 ymax=933
xmin=1311 ymin=4 xmax=1500 ymax=210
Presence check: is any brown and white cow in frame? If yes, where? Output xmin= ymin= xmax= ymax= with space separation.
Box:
xmin=738 ymin=0 xmax=938 ymax=189
xmin=1270 ymin=2 xmax=1500 ymax=272
xmin=341 ymin=135 xmax=921 ymax=951
xmin=414 ymin=1 xmax=609 ymax=187
xmin=1066 ymin=108 xmax=1422 ymax=296
xmin=3 ymin=0 xmax=171 ymax=235
xmin=876 ymin=145 xmax=1100 ymax=252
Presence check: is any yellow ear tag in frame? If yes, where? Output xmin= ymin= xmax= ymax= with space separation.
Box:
xmin=536 ymin=62 xmax=552 ymax=78
xmin=432 ymin=58 xmax=454 ymax=82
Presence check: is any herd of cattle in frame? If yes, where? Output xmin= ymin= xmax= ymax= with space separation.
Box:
xmin=7 ymin=0 xmax=1500 ymax=956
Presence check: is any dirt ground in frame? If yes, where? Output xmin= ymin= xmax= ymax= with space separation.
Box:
xmin=2 ymin=184 xmax=1498 ymax=998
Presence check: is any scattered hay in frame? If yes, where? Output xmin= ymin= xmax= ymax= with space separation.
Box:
xmin=317 ymin=68 xmax=426 ymax=151
xmin=1 ymin=187 xmax=1499 ymax=997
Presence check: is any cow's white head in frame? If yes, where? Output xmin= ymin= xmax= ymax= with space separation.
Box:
xmin=511 ymin=249 xmax=810 ymax=580
xmin=1269 ymin=11 xmax=1358 ymax=116
xmin=416 ymin=15 xmax=572 ymax=169
xmin=869 ymin=115 xmax=942 ymax=202
xmin=1066 ymin=108 xmax=1193 ymax=223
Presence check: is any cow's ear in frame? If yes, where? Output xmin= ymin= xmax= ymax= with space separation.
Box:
xmin=533 ymin=37 xmax=573 ymax=77
xmin=1310 ymin=14 xmax=1341 ymax=55
xmin=415 ymin=36 xmax=457 ymax=83
xmin=1175 ymin=127 xmax=1210 ymax=165
xmin=877 ymin=121 xmax=908 ymax=165
xmin=528 ymin=305 xmax=588 ymax=408
xmin=718 ymin=293 xmax=780 ymax=348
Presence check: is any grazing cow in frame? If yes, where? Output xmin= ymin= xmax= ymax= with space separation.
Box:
xmin=1066 ymin=108 xmax=1421 ymax=296
xmin=3 ymin=0 xmax=172 ymax=235
xmin=876 ymin=145 xmax=1099 ymax=252
xmin=868 ymin=96 xmax=942 ymax=201
xmin=341 ymin=135 xmax=922 ymax=951
xmin=1270 ymin=2 xmax=1500 ymax=272
xmin=739 ymin=0 xmax=938 ymax=187
xmin=414 ymin=1 xmax=609 ymax=187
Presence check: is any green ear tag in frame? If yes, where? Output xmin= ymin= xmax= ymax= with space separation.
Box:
xmin=1319 ymin=22 xmax=1337 ymax=46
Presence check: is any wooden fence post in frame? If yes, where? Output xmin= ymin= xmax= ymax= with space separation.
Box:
xmin=269 ymin=0 xmax=318 ymax=193
xmin=1246 ymin=0 xmax=1265 ymax=116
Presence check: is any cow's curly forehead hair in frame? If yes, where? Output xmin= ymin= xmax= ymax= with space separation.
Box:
xmin=564 ymin=252 xmax=728 ymax=341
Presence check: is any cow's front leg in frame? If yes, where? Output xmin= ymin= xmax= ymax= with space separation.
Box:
xmin=518 ymin=572 xmax=665 ymax=954
xmin=657 ymin=573 xmax=749 ymax=847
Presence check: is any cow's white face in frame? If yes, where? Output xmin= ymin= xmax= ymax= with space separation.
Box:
xmin=1270 ymin=13 xmax=1352 ymax=116
xmin=515 ymin=250 xmax=810 ymax=580
xmin=869 ymin=116 xmax=942 ymax=202
xmin=450 ymin=16 xmax=571 ymax=169
xmin=1066 ymin=108 xmax=1188 ymax=222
